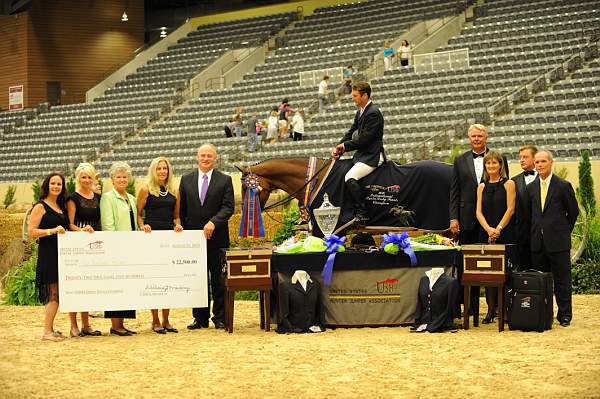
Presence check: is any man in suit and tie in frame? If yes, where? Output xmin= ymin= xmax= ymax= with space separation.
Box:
xmin=449 ymin=124 xmax=501 ymax=320
xmin=177 ymin=144 xmax=234 ymax=330
xmin=526 ymin=149 xmax=579 ymax=327
xmin=511 ymin=144 xmax=538 ymax=270
xmin=331 ymin=81 xmax=385 ymax=223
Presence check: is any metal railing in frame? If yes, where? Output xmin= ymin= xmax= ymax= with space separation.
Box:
xmin=413 ymin=47 xmax=469 ymax=73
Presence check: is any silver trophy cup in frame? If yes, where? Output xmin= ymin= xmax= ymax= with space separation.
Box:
xmin=312 ymin=193 xmax=341 ymax=237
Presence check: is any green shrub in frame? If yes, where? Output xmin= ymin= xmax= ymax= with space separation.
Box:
xmin=577 ymin=150 xmax=596 ymax=217
xmin=582 ymin=215 xmax=600 ymax=263
xmin=66 ymin=175 xmax=76 ymax=194
xmin=3 ymin=184 xmax=16 ymax=208
xmin=31 ymin=180 xmax=41 ymax=202
xmin=234 ymin=291 xmax=259 ymax=300
xmin=126 ymin=177 xmax=136 ymax=196
xmin=445 ymin=145 xmax=463 ymax=164
xmin=572 ymin=259 xmax=600 ymax=294
xmin=3 ymin=243 xmax=41 ymax=306
xmin=272 ymin=204 xmax=300 ymax=245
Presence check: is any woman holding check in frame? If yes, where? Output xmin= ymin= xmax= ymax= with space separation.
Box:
xmin=100 ymin=161 xmax=138 ymax=336
xmin=137 ymin=157 xmax=183 ymax=334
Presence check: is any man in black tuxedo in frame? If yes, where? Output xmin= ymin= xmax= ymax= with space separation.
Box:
xmin=331 ymin=81 xmax=385 ymax=222
xmin=177 ymin=144 xmax=234 ymax=330
xmin=449 ymin=124 xmax=502 ymax=320
xmin=511 ymin=144 xmax=538 ymax=270
xmin=526 ymin=149 xmax=579 ymax=327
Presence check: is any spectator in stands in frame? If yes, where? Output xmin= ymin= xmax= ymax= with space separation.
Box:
xmin=231 ymin=107 xmax=244 ymax=138
xmin=476 ymin=151 xmax=516 ymax=324
xmin=266 ymin=109 xmax=279 ymax=144
xmin=136 ymin=157 xmax=182 ymax=334
xmin=291 ymin=109 xmax=305 ymax=141
xmin=526 ymin=149 xmax=579 ymax=327
xmin=331 ymin=82 xmax=385 ymax=223
xmin=247 ymin=112 xmax=259 ymax=152
xmin=28 ymin=172 xmax=69 ymax=341
xmin=318 ymin=75 xmax=330 ymax=113
xmin=511 ymin=144 xmax=538 ymax=270
xmin=278 ymin=100 xmax=291 ymax=139
xmin=399 ymin=40 xmax=412 ymax=67
xmin=100 ymin=161 xmax=138 ymax=336
xmin=383 ymin=41 xmax=395 ymax=71
xmin=66 ymin=163 xmax=102 ymax=337
xmin=343 ymin=65 xmax=354 ymax=94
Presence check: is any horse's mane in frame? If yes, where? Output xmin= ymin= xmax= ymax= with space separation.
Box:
xmin=243 ymin=157 xmax=326 ymax=169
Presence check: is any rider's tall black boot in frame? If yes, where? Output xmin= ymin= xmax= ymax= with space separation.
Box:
xmin=345 ymin=178 xmax=368 ymax=224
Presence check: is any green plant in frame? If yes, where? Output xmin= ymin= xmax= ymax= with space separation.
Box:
xmin=582 ymin=215 xmax=600 ymax=263
xmin=3 ymin=243 xmax=42 ymax=306
xmin=555 ymin=166 xmax=568 ymax=180
xmin=126 ymin=177 xmax=136 ymax=196
xmin=3 ymin=184 xmax=17 ymax=208
xmin=31 ymin=180 xmax=41 ymax=202
xmin=272 ymin=204 xmax=300 ymax=245
xmin=445 ymin=145 xmax=463 ymax=164
xmin=66 ymin=175 xmax=76 ymax=194
xmin=234 ymin=291 xmax=259 ymax=300
xmin=572 ymin=259 xmax=600 ymax=294
xmin=577 ymin=150 xmax=596 ymax=217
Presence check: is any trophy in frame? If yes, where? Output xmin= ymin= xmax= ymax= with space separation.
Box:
xmin=312 ymin=193 xmax=341 ymax=237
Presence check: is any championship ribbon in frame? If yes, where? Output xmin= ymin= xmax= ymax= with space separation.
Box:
xmin=321 ymin=234 xmax=346 ymax=286
xmin=239 ymin=173 xmax=265 ymax=238
xmin=381 ymin=232 xmax=417 ymax=266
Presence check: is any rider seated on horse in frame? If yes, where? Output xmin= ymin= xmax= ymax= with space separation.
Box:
xmin=331 ymin=81 xmax=386 ymax=223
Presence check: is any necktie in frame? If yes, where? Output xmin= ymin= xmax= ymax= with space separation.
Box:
xmin=200 ymin=174 xmax=208 ymax=205
xmin=524 ymin=170 xmax=535 ymax=176
xmin=540 ymin=180 xmax=547 ymax=211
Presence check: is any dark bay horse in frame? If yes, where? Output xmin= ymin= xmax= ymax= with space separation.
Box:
xmin=236 ymin=157 xmax=453 ymax=233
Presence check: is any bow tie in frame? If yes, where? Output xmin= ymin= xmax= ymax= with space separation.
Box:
xmin=524 ymin=170 xmax=535 ymax=176
xmin=472 ymin=152 xmax=485 ymax=159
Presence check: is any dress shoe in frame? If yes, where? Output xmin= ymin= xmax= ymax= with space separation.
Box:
xmin=124 ymin=328 xmax=137 ymax=335
xmin=559 ymin=319 xmax=570 ymax=327
xmin=213 ymin=321 xmax=226 ymax=330
xmin=110 ymin=328 xmax=132 ymax=336
xmin=482 ymin=313 xmax=495 ymax=324
xmin=187 ymin=320 xmax=209 ymax=330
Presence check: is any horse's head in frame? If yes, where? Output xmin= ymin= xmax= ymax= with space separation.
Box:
xmin=236 ymin=165 xmax=272 ymax=209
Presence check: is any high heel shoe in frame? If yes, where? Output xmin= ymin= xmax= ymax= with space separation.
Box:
xmin=482 ymin=314 xmax=495 ymax=324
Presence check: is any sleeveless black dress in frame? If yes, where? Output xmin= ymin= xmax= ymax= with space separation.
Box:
xmin=478 ymin=179 xmax=515 ymax=245
xmin=143 ymin=189 xmax=176 ymax=230
xmin=36 ymin=201 xmax=69 ymax=304
xmin=69 ymin=192 xmax=101 ymax=231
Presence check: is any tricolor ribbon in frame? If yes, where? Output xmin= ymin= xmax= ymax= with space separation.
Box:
xmin=321 ymin=234 xmax=346 ymax=286
xmin=381 ymin=232 xmax=417 ymax=266
xmin=239 ymin=173 xmax=265 ymax=238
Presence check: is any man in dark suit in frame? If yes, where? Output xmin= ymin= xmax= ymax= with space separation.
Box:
xmin=331 ymin=81 xmax=385 ymax=222
xmin=449 ymin=124 xmax=504 ymax=320
xmin=526 ymin=149 xmax=579 ymax=327
xmin=511 ymin=144 xmax=538 ymax=270
xmin=176 ymin=144 xmax=234 ymax=330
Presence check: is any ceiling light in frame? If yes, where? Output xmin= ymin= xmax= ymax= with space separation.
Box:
xmin=160 ymin=27 xmax=167 ymax=38
xmin=121 ymin=11 xmax=128 ymax=22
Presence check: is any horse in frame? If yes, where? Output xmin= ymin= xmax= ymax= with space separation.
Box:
xmin=236 ymin=157 xmax=453 ymax=236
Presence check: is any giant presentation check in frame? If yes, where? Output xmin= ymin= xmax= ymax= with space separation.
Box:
xmin=58 ymin=231 xmax=208 ymax=312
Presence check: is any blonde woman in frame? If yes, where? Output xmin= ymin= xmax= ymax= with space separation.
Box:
xmin=137 ymin=157 xmax=182 ymax=334
xmin=66 ymin=163 xmax=102 ymax=337
xmin=100 ymin=161 xmax=138 ymax=336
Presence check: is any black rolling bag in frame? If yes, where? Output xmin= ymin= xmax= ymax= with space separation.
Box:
xmin=508 ymin=270 xmax=553 ymax=332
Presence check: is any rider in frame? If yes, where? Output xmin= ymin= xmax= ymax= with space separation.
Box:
xmin=331 ymin=81 xmax=385 ymax=223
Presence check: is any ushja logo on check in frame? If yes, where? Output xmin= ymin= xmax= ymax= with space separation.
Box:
xmin=374 ymin=278 xmax=399 ymax=294
xmin=87 ymin=240 xmax=104 ymax=250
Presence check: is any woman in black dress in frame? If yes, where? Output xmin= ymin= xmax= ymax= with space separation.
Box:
xmin=27 ymin=172 xmax=70 ymax=341
xmin=137 ymin=157 xmax=183 ymax=334
xmin=476 ymin=151 xmax=516 ymax=324
xmin=66 ymin=163 xmax=102 ymax=337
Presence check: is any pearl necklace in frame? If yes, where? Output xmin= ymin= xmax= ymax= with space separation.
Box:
xmin=159 ymin=186 xmax=168 ymax=197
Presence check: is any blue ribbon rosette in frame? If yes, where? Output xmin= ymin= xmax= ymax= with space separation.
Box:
xmin=321 ymin=235 xmax=346 ymax=286
xmin=381 ymin=232 xmax=417 ymax=266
